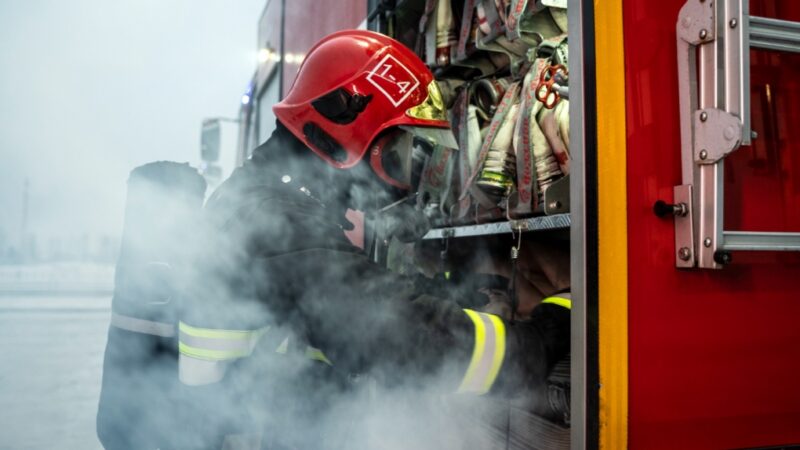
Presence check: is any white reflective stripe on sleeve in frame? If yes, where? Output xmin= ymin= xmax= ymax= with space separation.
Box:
xmin=179 ymin=353 xmax=229 ymax=386
xmin=457 ymin=309 xmax=506 ymax=395
xmin=110 ymin=312 xmax=174 ymax=338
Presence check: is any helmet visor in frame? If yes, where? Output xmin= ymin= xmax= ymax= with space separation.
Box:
xmin=403 ymin=81 xmax=457 ymax=148
xmin=406 ymin=80 xmax=448 ymax=122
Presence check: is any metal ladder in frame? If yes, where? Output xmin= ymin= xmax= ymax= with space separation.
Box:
xmin=670 ymin=0 xmax=800 ymax=269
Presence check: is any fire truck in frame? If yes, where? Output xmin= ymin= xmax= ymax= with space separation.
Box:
xmin=199 ymin=0 xmax=800 ymax=448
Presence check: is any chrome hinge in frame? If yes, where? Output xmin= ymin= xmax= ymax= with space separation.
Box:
xmin=693 ymin=109 xmax=743 ymax=164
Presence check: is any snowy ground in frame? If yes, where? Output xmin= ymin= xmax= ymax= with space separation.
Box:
xmin=0 ymin=263 xmax=114 ymax=294
xmin=0 ymin=294 xmax=110 ymax=450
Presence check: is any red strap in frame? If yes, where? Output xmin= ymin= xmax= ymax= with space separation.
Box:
xmin=511 ymin=69 xmax=538 ymax=215
xmin=505 ymin=0 xmax=528 ymax=40
xmin=452 ymin=88 xmax=471 ymax=219
xmin=416 ymin=0 xmax=438 ymax=56
xmin=478 ymin=0 xmax=505 ymax=44
xmin=455 ymin=0 xmax=477 ymax=61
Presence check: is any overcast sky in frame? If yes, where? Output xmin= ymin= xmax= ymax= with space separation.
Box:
xmin=0 ymin=0 xmax=264 ymax=247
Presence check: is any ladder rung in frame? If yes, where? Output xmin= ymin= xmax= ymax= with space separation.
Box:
xmin=749 ymin=15 xmax=800 ymax=54
xmin=723 ymin=231 xmax=800 ymax=251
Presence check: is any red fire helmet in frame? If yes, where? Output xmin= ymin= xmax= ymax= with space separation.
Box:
xmin=273 ymin=30 xmax=453 ymax=172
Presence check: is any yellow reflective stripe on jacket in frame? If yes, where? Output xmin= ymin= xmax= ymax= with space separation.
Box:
xmin=178 ymin=321 xmax=268 ymax=361
xmin=541 ymin=296 xmax=572 ymax=310
xmin=179 ymin=322 xmax=334 ymax=366
xmin=179 ymin=321 xmax=264 ymax=340
xmin=458 ymin=309 xmax=506 ymax=395
xmin=276 ymin=337 xmax=332 ymax=366
xmin=178 ymin=342 xmax=253 ymax=361
xmin=305 ymin=346 xmax=333 ymax=366
xmin=275 ymin=337 xmax=289 ymax=354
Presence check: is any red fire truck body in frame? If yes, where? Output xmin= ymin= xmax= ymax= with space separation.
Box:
xmin=623 ymin=1 xmax=800 ymax=448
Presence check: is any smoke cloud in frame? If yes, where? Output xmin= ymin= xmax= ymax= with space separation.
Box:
xmin=97 ymin=126 xmax=571 ymax=449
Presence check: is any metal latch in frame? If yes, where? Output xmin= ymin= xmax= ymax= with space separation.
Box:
xmin=693 ymin=109 xmax=742 ymax=164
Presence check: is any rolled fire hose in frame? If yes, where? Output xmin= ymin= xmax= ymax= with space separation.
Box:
xmin=531 ymin=100 xmax=564 ymax=193
xmin=538 ymin=108 xmax=570 ymax=175
xmin=436 ymin=0 xmax=457 ymax=66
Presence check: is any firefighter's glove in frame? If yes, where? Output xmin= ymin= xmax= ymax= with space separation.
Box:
xmin=479 ymin=288 xmax=513 ymax=321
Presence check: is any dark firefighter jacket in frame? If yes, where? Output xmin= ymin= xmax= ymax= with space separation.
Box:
xmin=177 ymin=125 xmax=570 ymax=449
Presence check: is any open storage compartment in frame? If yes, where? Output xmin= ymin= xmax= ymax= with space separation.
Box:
xmin=366 ymin=1 xmax=586 ymax=448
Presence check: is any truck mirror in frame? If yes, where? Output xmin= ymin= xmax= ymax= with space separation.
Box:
xmin=201 ymin=164 xmax=222 ymax=183
xmin=200 ymin=120 xmax=221 ymax=162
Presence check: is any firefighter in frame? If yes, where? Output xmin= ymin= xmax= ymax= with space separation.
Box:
xmin=177 ymin=30 xmax=570 ymax=449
